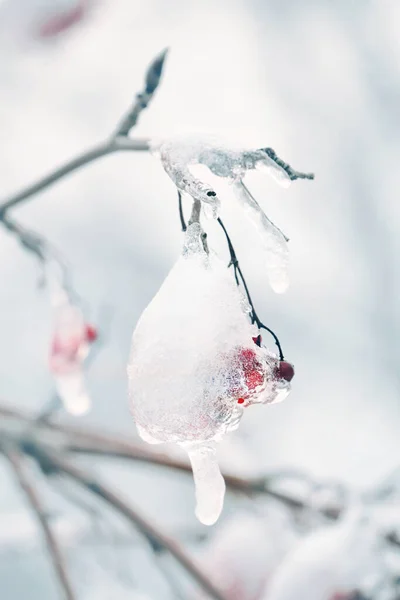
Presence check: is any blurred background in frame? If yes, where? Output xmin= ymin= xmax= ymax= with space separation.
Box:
xmin=0 ymin=0 xmax=399 ymax=598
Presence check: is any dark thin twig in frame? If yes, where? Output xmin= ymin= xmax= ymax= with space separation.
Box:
xmin=260 ymin=147 xmax=315 ymax=181
xmin=176 ymin=191 xmax=284 ymax=358
xmin=2 ymin=445 xmax=76 ymax=600
xmin=216 ymin=217 xmax=284 ymax=360
xmin=113 ymin=48 xmax=169 ymax=138
xmin=1 ymin=213 xmax=46 ymax=261
xmin=33 ymin=447 xmax=229 ymax=600
xmin=178 ymin=191 xmax=187 ymax=232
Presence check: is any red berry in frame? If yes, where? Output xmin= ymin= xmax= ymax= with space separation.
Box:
xmin=85 ymin=324 xmax=98 ymax=343
xmin=37 ymin=5 xmax=86 ymax=38
xmin=276 ymin=361 xmax=295 ymax=382
xmin=238 ymin=348 xmax=264 ymax=391
xmin=237 ymin=398 xmax=245 ymax=404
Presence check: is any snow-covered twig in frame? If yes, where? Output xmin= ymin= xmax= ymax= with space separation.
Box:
xmin=2 ymin=444 xmax=76 ymax=600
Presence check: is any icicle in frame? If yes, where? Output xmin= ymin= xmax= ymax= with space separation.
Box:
xmin=47 ymin=267 xmax=96 ymax=416
xmin=231 ymin=180 xmax=289 ymax=294
xmin=185 ymin=442 xmax=225 ymax=526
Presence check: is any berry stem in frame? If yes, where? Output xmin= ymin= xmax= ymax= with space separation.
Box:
xmin=216 ymin=218 xmax=284 ymax=361
xmin=178 ymin=191 xmax=187 ymax=232
xmin=177 ymin=191 xmax=284 ymax=360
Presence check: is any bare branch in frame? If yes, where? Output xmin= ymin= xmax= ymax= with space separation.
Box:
xmin=0 ymin=212 xmax=76 ymax=295
xmin=2 ymin=445 xmax=76 ymax=600
xmin=2 ymin=403 xmax=399 ymax=549
xmin=33 ymin=447 xmax=229 ymax=600
xmin=114 ymin=48 xmax=169 ymax=137
xmin=178 ymin=191 xmax=187 ymax=232
xmin=1 ymin=213 xmax=47 ymax=261
xmin=0 ymin=403 xmax=344 ymax=520
xmin=0 ymin=50 xmax=168 ymax=215
xmin=0 ymin=137 xmax=149 ymax=215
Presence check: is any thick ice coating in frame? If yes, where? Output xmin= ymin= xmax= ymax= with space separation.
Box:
xmin=232 ymin=181 xmax=289 ymax=293
xmin=128 ymin=223 xmax=290 ymax=525
xmin=49 ymin=298 xmax=92 ymax=416
xmin=152 ymin=135 xmax=291 ymax=292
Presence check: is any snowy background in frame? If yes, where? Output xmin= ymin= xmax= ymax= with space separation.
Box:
xmin=0 ymin=0 xmax=399 ymax=597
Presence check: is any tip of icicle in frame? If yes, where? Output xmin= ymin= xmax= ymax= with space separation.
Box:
xmin=64 ymin=394 xmax=91 ymax=417
xmin=196 ymin=507 xmax=222 ymax=527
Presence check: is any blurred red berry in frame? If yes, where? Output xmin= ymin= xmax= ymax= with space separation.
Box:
xmin=36 ymin=2 xmax=87 ymax=38
xmin=276 ymin=360 xmax=295 ymax=382
xmin=85 ymin=324 xmax=98 ymax=343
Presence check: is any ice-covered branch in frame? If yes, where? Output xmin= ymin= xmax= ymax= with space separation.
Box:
xmin=261 ymin=147 xmax=315 ymax=181
xmin=2 ymin=444 xmax=76 ymax=600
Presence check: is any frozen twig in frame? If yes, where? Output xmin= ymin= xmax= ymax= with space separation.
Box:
xmin=2 ymin=444 xmax=76 ymax=600
xmin=188 ymin=198 xmax=202 ymax=226
xmin=261 ymin=147 xmax=315 ymax=181
xmin=188 ymin=199 xmax=209 ymax=253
